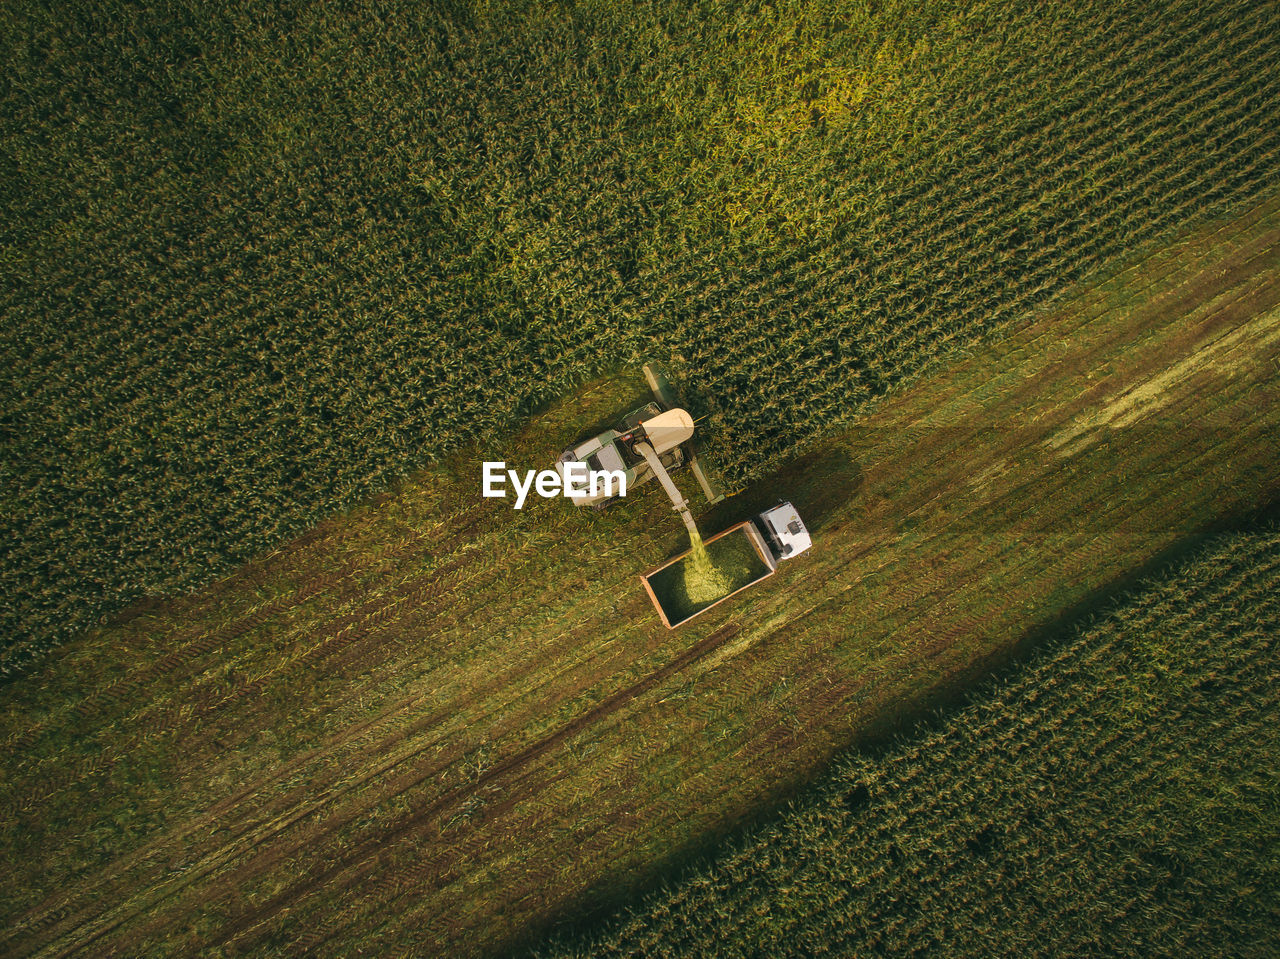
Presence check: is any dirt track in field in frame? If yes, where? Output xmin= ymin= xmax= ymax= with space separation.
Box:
xmin=4 ymin=194 xmax=1280 ymax=958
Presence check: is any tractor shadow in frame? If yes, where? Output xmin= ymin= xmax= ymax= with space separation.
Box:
xmin=695 ymin=444 xmax=863 ymax=539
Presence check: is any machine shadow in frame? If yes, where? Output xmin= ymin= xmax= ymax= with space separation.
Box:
xmin=696 ymin=444 xmax=863 ymax=540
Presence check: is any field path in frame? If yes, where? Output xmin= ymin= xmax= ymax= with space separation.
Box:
xmin=3 ymin=194 xmax=1280 ymax=958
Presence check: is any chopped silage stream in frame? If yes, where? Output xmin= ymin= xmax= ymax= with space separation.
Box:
xmin=646 ymin=528 xmax=771 ymax=626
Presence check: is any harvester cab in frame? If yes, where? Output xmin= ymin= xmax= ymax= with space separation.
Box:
xmin=554 ymin=363 xmax=724 ymax=517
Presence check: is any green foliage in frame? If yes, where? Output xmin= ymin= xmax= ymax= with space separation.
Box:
xmin=542 ymin=523 xmax=1280 ymax=957
xmin=3 ymin=0 xmax=1279 ymax=672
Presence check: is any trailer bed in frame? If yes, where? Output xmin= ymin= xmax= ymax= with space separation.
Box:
xmin=641 ymin=522 xmax=775 ymax=628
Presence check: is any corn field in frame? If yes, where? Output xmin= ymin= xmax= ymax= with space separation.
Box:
xmin=3 ymin=0 xmax=1280 ymax=673
xmin=542 ymin=522 xmax=1280 ymax=957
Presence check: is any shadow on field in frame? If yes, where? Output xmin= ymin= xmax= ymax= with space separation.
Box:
xmin=696 ymin=444 xmax=863 ymax=539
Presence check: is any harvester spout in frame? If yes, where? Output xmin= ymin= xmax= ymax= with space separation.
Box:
xmin=634 ymin=441 xmax=699 ymax=537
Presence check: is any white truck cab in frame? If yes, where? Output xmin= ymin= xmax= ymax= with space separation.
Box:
xmin=756 ymin=501 xmax=812 ymax=561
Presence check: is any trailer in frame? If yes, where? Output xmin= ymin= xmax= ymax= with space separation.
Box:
xmin=641 ymin=502 xmax=812 ymax=629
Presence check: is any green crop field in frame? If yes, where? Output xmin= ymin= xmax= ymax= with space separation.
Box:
xmin=4 ymin=0 xmax=1279 ymax=673
xmin=547 ymin=523 xmax=1280 ymax=958
xmin=4 ymin=0 xmax=1280 ymax=956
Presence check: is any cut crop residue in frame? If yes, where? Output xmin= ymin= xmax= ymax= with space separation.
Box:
xmin=1048 ymin=304 xmax=1280 ymax=456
